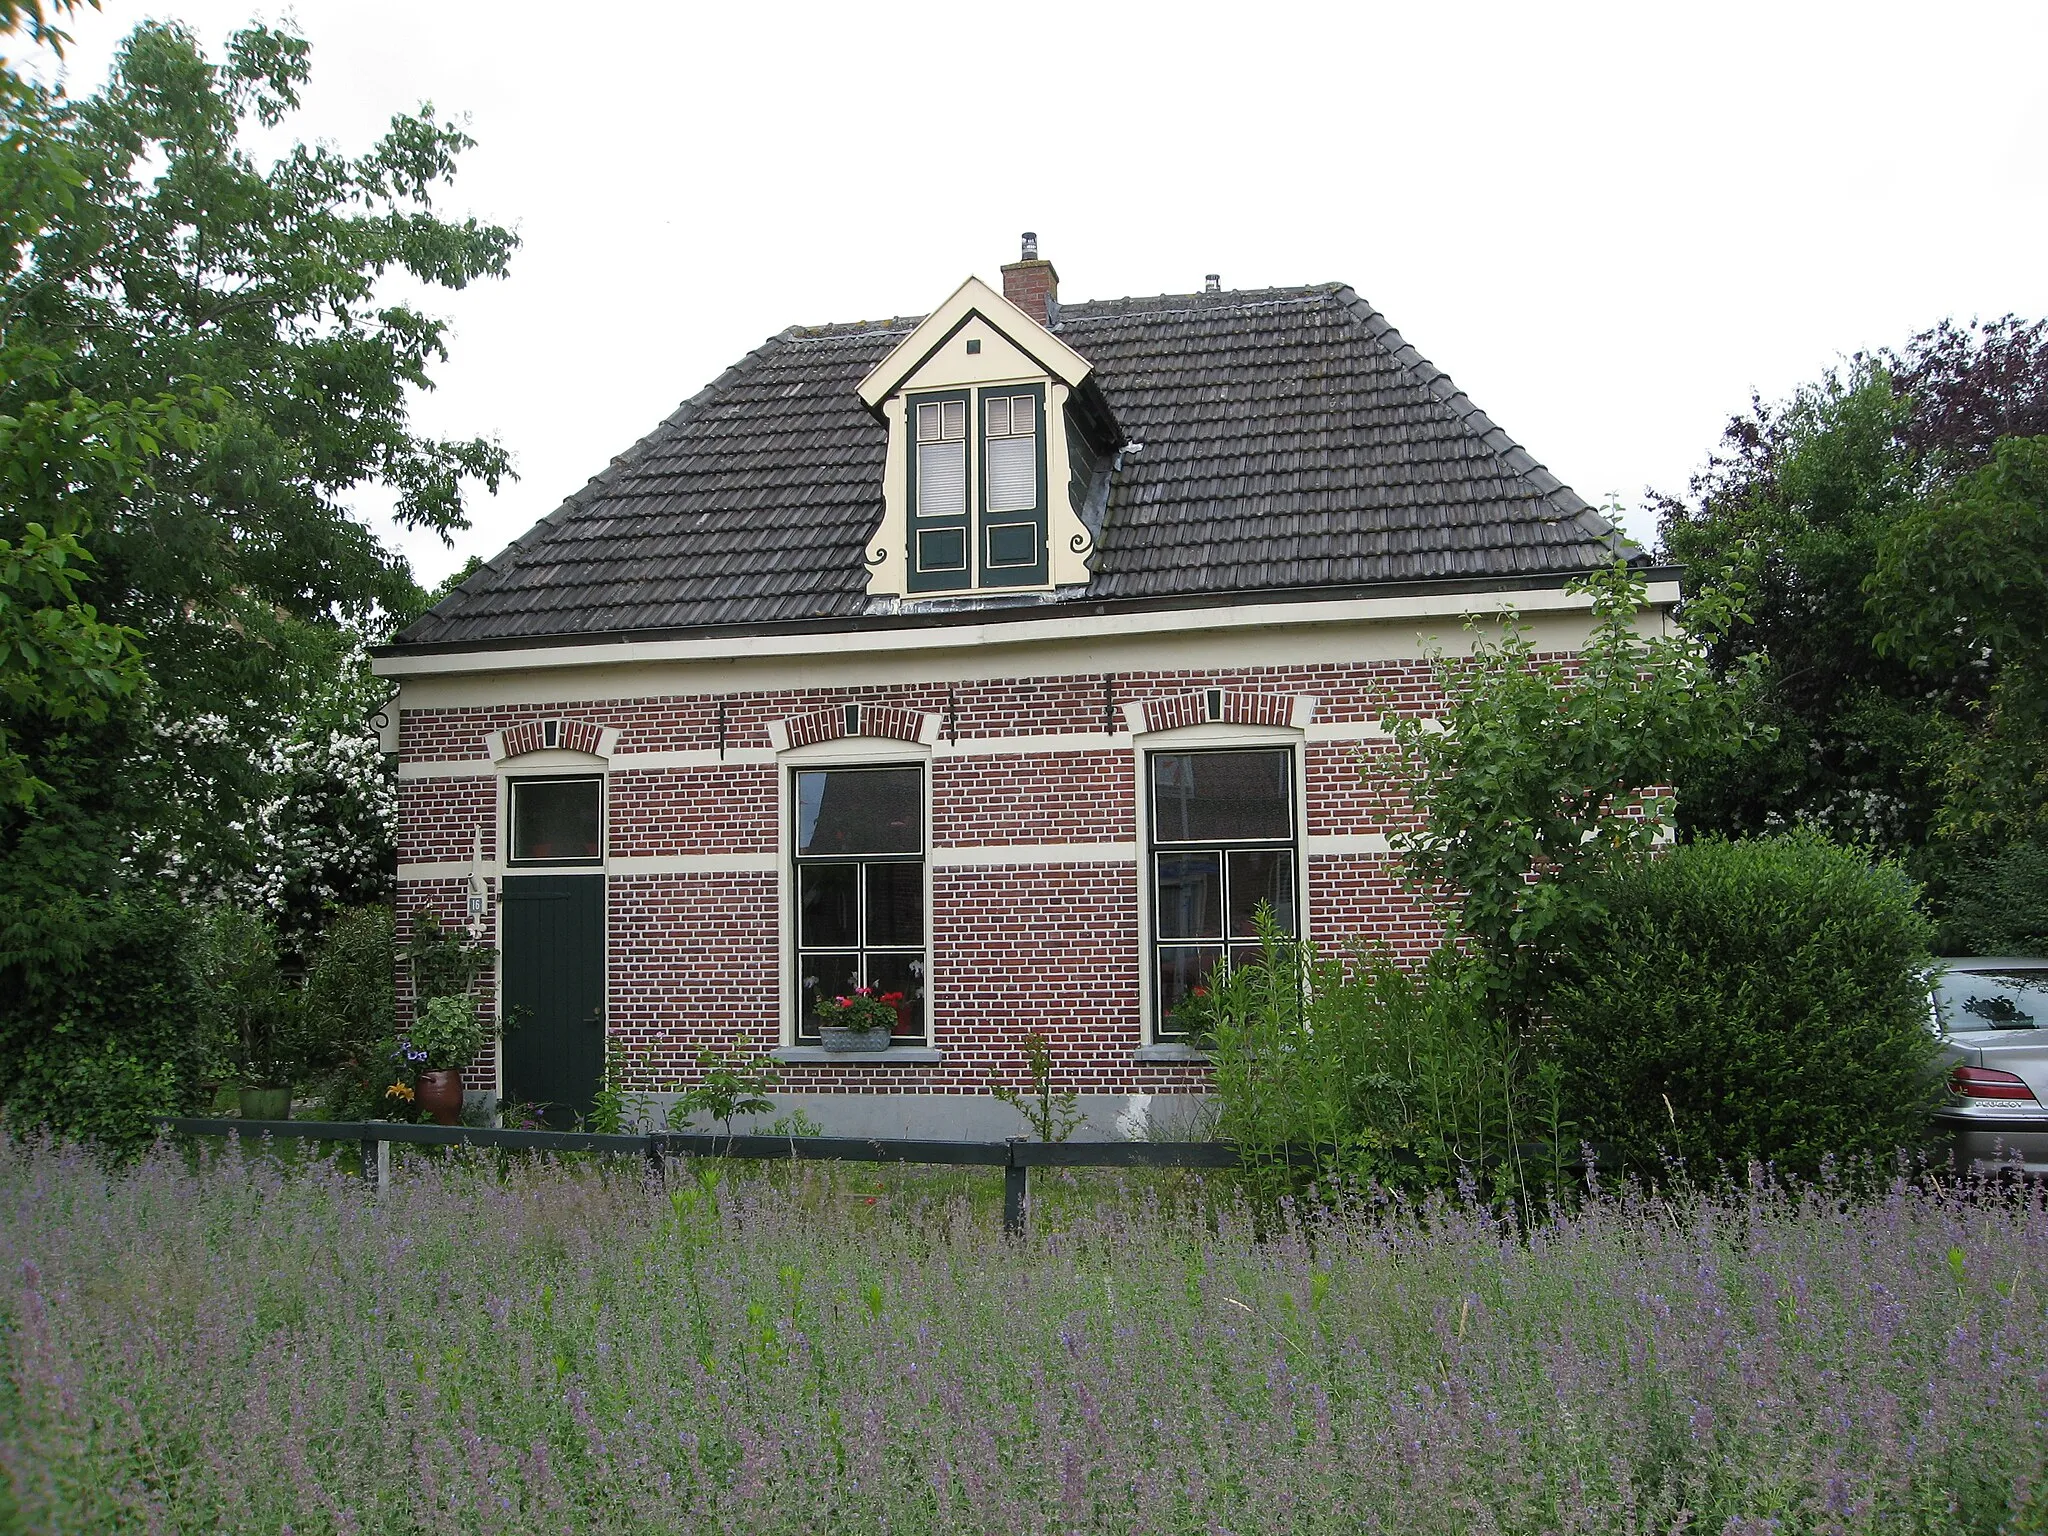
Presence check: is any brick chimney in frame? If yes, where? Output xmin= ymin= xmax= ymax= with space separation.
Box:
xmin=1001 ymin=231 xmax=1058 ymax=326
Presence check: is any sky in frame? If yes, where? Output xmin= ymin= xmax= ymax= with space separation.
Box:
xmin=38 ymin=0 xmax=2048 ymax=587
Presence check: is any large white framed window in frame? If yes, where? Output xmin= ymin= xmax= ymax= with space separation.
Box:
xmin=790 ymin=764 xmax=927 ymax=1043
xmin=1146 ymin=747 xmax=1299 ymax=1038
xmin=915 ymin=398 xmax=967 ymax=517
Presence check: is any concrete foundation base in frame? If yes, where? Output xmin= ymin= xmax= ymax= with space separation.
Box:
xmin=629 ymin=1091 xmax=1214 ymax=1144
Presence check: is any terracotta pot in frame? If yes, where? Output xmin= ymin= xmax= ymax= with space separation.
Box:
xmin=238 ymin=1086 xmax=291 ymax=1122
xmin=416 ymin=1068 xmax=464 ymax=1126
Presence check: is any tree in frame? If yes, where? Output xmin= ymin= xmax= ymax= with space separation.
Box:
xmin=0 ymin=16 xmax=512 ymax=964
xmin=1661 ymin=318 xmax=2048 ymax=944
xmin=1384 ymin=560 xmax=1758 ymax=1018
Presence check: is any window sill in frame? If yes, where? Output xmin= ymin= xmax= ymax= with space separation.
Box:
xmin=1134 ymin=1042 xmax=1213 ymax=1064
xmin=771 ymin=1046 xmax=945 ymax=1065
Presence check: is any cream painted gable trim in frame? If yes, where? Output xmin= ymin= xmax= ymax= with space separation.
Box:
xmin=856 ymin=276 xmax=1090 ymax=409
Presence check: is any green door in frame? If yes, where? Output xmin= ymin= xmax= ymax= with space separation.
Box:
xmin=500 ymin=874 xmax=605 ymax=1128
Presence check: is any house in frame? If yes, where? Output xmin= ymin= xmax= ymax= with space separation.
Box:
xmin=373 ymin=236 xmax=1667 ymax=1137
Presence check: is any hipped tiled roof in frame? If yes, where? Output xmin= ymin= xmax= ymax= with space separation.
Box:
xmin=394 ymin=284 xmax=1632 ymax=648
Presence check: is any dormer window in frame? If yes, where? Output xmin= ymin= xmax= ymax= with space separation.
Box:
xmin=860 ymin=271 xmax=1117 ymax=600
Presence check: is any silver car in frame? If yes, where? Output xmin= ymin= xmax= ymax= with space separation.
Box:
xmin=1932 ymin=957 xmax=2048 ymax=1175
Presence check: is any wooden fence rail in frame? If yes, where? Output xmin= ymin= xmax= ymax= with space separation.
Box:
xmin=160 ymin=1118 xmax=1246 ymax=1235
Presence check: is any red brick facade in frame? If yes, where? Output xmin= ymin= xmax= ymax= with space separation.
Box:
xmin=393 ymin=656 xmax=1571 ymax=1108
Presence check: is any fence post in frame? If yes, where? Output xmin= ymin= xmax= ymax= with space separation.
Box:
xmin=359 ymin=1131 xmax=379 ymax=1187
xmin=1003 ymin=1140 xmax=1028 ymax=1238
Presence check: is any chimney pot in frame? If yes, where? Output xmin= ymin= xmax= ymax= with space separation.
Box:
xmin=1001 ymin=233 xmax=1058 ymax=327
xmin=1204 ymin=274 xmax=1221 ymax=293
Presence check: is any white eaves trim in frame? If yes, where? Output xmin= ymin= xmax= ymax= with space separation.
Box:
xmin=373 ymin=580 xmax=1675 ymax=681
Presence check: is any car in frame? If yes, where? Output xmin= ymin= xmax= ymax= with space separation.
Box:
xmin=1931 ymin=956 xmax=2048 ymax=1176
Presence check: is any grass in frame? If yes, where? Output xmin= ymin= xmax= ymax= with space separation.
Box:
xmin=1 ymin=1137 xmax=2044 ymax=1533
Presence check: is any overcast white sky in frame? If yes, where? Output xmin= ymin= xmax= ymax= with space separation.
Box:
xmin=41 ymin=0 xmax=2048 ymax=586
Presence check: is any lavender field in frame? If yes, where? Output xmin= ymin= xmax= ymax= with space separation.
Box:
xmin=1 ymin=1142 xmax=2044 ymax=1534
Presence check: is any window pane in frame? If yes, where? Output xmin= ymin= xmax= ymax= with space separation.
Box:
xmin=916 ymin=401 xmax=943 ymax=441
xmin=510 ymin=778 xmax=601 ymax=862
xmin=984 ymin=395 xmax=1011 ymax=437
xmin=1157 ymin=945 xmax=1224 ymax=1031
xmin=1009 ymin=394 xmax=1034 ymax=433
xmin=1151 ymin=750 xmax=1291 ymax=842
xmin=918 ymin=441 xmax=966 ymax=518
xmin=985 ymin=521 xmax=1038 ymax=568
xmin=986 ymin=434 xmax=1036 ymax=513
xmin=943 ymin=399 xmax=966 ymax=439
xmin=866 ymin=952 xmax=926 ymax=1038
xmin=917 ymin=526 xmax=966 ymax=572
xmin=796 ymin=769 xmax=921 ymax=856
xmin=864 ymin=861 xmax=924 ymax=946
xmin=1154 ymin=851 xmax=1223 ymax=939
xmin=1228 ymin=849 xmax=1296 ymax=936
xmin=1936 ymin=970 xmax=2048 ymax=1032
xmin=799 ymin=952 xmax=860 ymax=1029
xmin=798 ymin=863 xmax=859 ymax=948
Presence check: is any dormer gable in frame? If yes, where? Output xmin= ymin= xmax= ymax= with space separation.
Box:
xmin=858 ymin=257 xmax=1121 ymax=601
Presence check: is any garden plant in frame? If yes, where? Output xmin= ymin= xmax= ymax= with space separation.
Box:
xmin=0 ymin=1138 xmax=2043 ymax=1533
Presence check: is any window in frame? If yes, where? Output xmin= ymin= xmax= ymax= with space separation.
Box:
xmin=908 ymin=392 xmax=972 ymax=591
xmin=792 ymin=766 xmax=926 ymax=1042
xmin=978 ymin=385 xmax=1046 ymax=586
xmin=984 ymin=393 xmax=1037 ymax=512
xmin=1147 ymin=748 xmax=1297 ymax=1037
xmin=508 ymin=776 xmax=603 ymax=865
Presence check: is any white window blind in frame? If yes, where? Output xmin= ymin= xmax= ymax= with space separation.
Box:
xmin=915 ymin=399 xmax=967 ymax=519
xmin=984 ymin=393 xmax=1037 ymax=514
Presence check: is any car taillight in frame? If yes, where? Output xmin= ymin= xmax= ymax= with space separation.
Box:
xmin=1950 ymin=1066 xmax=2042 ymax=1102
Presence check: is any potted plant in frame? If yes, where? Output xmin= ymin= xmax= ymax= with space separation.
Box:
xmin=396 ymin=995 xmax=487 ymax=1125
xmin=814 ymin=986 xmax=900 ymax=1052
xmin=396 ymin=910 xmax=495 ymax=1124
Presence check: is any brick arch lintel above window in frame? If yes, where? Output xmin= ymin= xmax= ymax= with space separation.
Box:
xmin=1126 ymin=692 xmax=1319 ymax=736
xmin=769 ymin=704 xmax=940 ymax=753
xmin=488 ymin=718 xmax=618 ymax=762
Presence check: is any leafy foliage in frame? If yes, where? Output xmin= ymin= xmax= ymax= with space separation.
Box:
xmin=670 ymin=1051 xmax=781 ymax=1138
xmin=1548 ymin=830 xmax=1941 ymax=1178
xmin=1660 ymin=318 xmax=2048 ymax=940
xmin=0 ymin=887 xmax=210 ymax=1154
xmin=1384 ymin=559 xmax=1758 ymax=1015
xmin=405 ymin=995 xmax=485 ymax=1074
xmin=1 ymin=15 xmax=509 ymax=969
xmin=988 ymin=1031 xmax=1083 ymax=1143
xmin=1203 ymin=918 xmax=1571 ymax=1206
xmin=193 ymin=905 xmax=296 ymax=1088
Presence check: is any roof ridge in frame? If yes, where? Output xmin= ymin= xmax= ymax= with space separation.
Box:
xmin=1327 ymin=286 xmax=1635 ymax=557
xmin=398 ymin=328 xmax=800 ymax=644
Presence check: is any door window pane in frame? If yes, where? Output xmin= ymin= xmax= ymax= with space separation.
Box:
xmin=1151 ymin=750 xmax=1291 ymax=842
xmin=1157 ymin=945 xmax=1224 ymax=1028
xmin=510 ymin=778 xmax=602 ymax=863
xmin=796 ymin=769 xmax=921 ymax=855
xmin=864 ymin=862 xmax=924 ymax=946
xmin=1154 ymin=852 xmax=1223 ymax=939
xmin=798 ymin=864 xmax=859 ymax=948
xmin=865 ymin=952 xmax=925 ymax=1036
xmin=1228 ymin=849 xmax=1296 ymax=936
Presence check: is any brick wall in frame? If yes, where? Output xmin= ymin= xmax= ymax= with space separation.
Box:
xmin=391 ymin=656 xmax=1565 ymax=1103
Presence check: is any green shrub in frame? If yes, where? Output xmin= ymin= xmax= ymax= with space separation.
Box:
xmin=1936 ymin=835 xmax=2048 ymax=957
xmin=0 ymin=887 xmax=213 ymax=1155
xmin=1549 ymin=830 xmax=1942 ymax=1177
xmin=302 ymin=905 xmax=397 ymax=1118
xmin=1201 ymin=918 xmax=1572 ymax=1204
